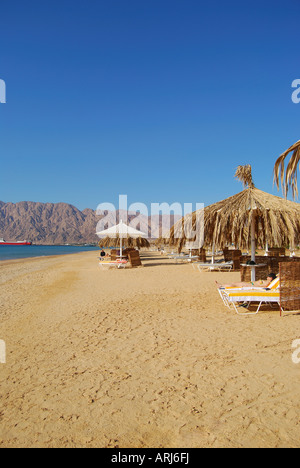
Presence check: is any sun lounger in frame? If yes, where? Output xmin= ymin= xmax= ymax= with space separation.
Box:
xmin=172 ymin=255 xmax=199 ymax=263
xmin=218 ymin=276 xmax=281 ymax=315
xmin=167 ymin=253 xmax=177 ymax=258
xmin=196 ymin=261 xmax=233 ymax=272
xmin=128 ymin=250 xmax=142 ymax=267
xmin=99 ymin=260 xmax=128 ymax=269
xmin=219 ymin=287 xmax=280 ymax=315
xmin=168 ymin=253 xmax=185 ymax=259
xmin=218 ymin=264 xmax=300 ymax=316
xmin=99 ymin=251 xmax=142 ymax=269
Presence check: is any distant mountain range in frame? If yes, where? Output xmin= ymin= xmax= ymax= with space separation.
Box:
xmin=0 ymin=201 xmax=181 ymax=245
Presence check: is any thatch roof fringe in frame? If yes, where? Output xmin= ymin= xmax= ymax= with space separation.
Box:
xmin=99 ymin=235 xmax=150 ymax=249
xmin=274 ymin=140 xmax=300 ymax=199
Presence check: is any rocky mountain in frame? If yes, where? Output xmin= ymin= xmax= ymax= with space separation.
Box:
xmin=0 ymin=201 xmax=181 ymax=245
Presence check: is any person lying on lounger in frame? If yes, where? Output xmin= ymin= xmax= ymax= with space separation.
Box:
xmin=215 ymin=272 xmax=277 ymax=289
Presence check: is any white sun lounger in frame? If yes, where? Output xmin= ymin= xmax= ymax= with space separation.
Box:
xmin=219 ymin=287 xmax=280 ymax=315
xmin=99 ymin=261 xmax=127 ymax=269
xmin=218 ymin=277 xmax=280 ymax=315
xmin=196 ymin=261 xmax=233 ymax=272
xmin=173 ymin=255 xmax=199 ymax=263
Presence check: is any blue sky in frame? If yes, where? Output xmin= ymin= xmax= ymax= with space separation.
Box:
xmin=0 ymin=0 xmax=300 ymax=214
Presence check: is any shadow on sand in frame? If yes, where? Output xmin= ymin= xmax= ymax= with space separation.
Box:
xmin=140 ymin=253 xmax=188 ymax=268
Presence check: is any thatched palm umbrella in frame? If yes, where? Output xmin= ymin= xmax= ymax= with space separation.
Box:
xmin=274 ymin=139 xmax=300 ymax=199
xmin=100 ymin=235 xmax=150 ymax=250
xmin=170 ymin=165 xmax=300 ymax=281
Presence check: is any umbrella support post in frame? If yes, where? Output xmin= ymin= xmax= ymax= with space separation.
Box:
xmin=251 ymin=215 xmax=256 ymax=282
xmin=211 ymin=243 xmax=215 ymax=264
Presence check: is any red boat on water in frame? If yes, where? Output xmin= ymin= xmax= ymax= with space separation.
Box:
xmin=0 ymin=238 xmax=32 ymax=246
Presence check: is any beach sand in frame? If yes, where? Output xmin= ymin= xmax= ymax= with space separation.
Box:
xmin=0 ymin=250 xmax=300 ymax=448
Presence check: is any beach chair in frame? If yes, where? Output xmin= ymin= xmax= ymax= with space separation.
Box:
xmin=174 ymin=255 xmax=198 ymax=263
xmin=218 ymin=276 xmax=280 ymax=315
xmin=99 ymin=260 xmax=128 ymax=269
xmin=218 ymin=277 xmax=283 ymax=315
xmin=197 ymin=261 xmax=233 ymax=272
xmin=168 ymin=253 xmax=175 ymax=259
xmin=219 ymin=263 xmax=300 ymax=316
xmin=267 ymin=247 xmax=286 ymax=257
xmin=110 ymin=249 xmax=118 ymax=261
xmin=223 ymin=249 xmax=241 ymax=270
xmin=128 ymin=250 xmax=142 ymax=267
xmin=279 ymin=262 xmax=300 ymax=316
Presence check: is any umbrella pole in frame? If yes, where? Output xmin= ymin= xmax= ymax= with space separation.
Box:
xmin=251 ymin=215 xmax=256 ymax=282
xmin=120 ymin=220 xmax=123 ymax=259
xmin=264 ymin=242 xmax=269 ymax=257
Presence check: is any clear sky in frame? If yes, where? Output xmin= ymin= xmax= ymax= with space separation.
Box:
xmin=0 ymin=0 xmax=300 ymax=214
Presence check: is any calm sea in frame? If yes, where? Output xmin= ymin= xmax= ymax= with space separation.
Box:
xmin=0 ymin=245 xmax=99 ymax=261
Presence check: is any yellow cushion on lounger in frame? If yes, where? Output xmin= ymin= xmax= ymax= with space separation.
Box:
xmin=269 ymin=276 xmax=280 ymax=289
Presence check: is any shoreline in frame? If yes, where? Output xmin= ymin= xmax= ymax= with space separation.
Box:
xmin=0 ymin=251 xmax=95 ymax=266
xmin=0 ymin=247 xmax=99 ymax=266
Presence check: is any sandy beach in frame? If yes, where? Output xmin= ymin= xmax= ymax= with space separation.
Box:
xmin=0 ymin=250 xmax=300 ymax=448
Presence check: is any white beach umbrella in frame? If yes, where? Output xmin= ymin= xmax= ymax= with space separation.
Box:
xmin=97 ymin=220 xmax=147 ymax=258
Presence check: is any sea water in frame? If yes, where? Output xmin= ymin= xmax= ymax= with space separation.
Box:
xmin=0 ymin=245 xmax=99 ymax=261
